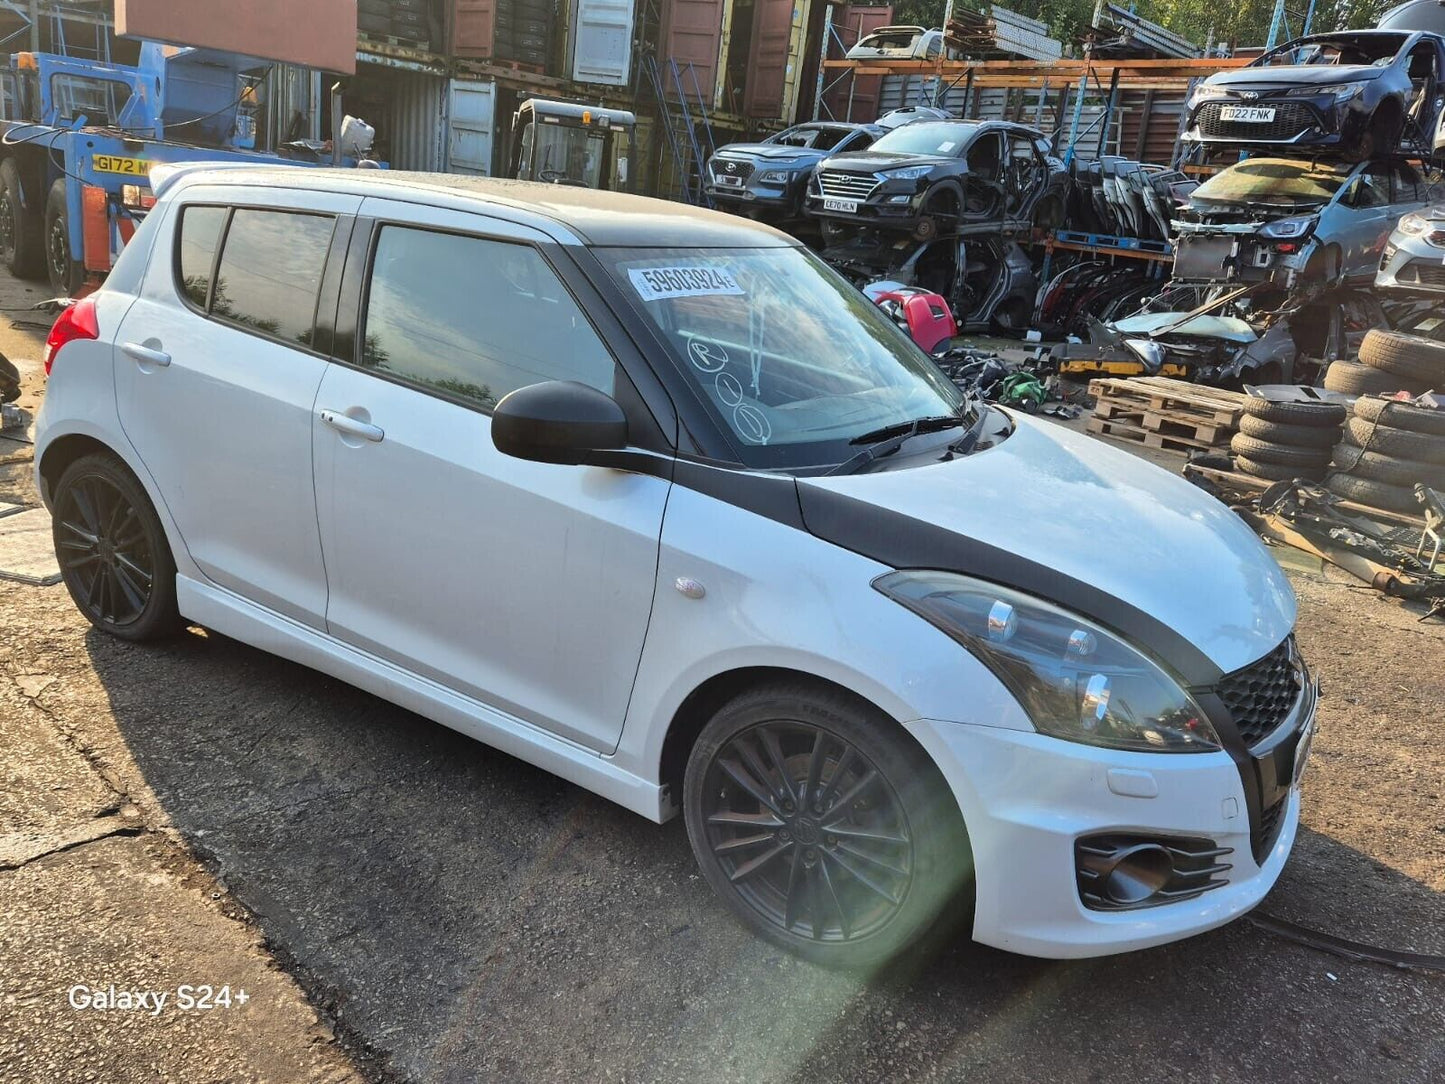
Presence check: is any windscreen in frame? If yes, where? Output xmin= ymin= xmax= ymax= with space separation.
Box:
xmin=770 ymin=125 xmax=851 ymax=150
xmin=1191 ymin=159 xmax=1351 ymax=208
xmin=595 ymin=246 xmax=970 ymax=469
xmin=868 ymin=122 xmax=977 ymax=156
xmin=1256 ymin=33 xmax=1406 ymax=66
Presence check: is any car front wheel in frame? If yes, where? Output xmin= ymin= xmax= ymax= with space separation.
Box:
xmin=683 ymin=682 xmax=971 ymax=968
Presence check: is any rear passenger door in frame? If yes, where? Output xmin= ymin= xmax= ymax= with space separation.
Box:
xmin=114 ymin=186 xmax=360 ymax=627
xmin=310 ymin=198 xmax=671 ymax=753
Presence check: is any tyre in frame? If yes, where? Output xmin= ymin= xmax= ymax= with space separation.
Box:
xmin=358 ymin=12 xmax=392 ymax=33
xmin=1330 ymin=445 xmax=1445 ymax=488
xmin=1236 ymin=414 xmax=1341 ymax=449
xmin=51 ymin=453 xmax=183 ymax=641
xmin=44 ymin=179 xmax=85 ymax=296
xmin=683 ymin=682 xmax=970 ymax=968
xmin=0 ymin=158 xmax=43 ymax=279
xmin=1352 ymin=395 xmax=1445 ymax=437
xmin=1323 ymin=358 xmax=1429 ymax=398
xmin=1343 ymin=415 xmax=1445 ymax=465
xmin=358 ymin=0 xmax=392 ymax=13
xmin=1325 ymin=472 xmax=1421 ymax=513
xmin=1234 ymin=454 xmax=1327 ymax=482
xmin=1240 ymin=396 xmax=1347 ymax=427
xmin=1357 ymin=328 xmax=1445 ymax=385
xmin=1229 ymin=433 xmax=1332 ymax=467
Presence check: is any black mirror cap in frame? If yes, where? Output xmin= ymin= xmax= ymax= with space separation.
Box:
xmin=491 ymin=380 xmax=628 ymax=465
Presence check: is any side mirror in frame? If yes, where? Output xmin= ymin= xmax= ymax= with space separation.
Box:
xmin=491 ymin=380 xmax=628 ymax=465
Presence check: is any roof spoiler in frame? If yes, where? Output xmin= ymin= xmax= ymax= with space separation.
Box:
xmin=148 ymin=160 xmax=285 ymax=200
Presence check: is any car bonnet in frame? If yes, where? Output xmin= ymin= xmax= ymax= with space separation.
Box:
xmin=793 ymin=414 xmax=1296 ymax=684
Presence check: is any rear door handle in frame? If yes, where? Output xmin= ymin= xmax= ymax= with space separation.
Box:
xmin=319 ymin=408 xmax=384 ymax=443
xmin=121 ymin=341 xmax=170 ymax=367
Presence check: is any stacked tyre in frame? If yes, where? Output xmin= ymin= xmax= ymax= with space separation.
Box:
xmin=1327 ymin=396 xmax=1445 ymax=512
xmin=1229 ymin=397 xmax=1346 ymax=483
xmin=495 ymin=0 xmax=553 ymax=66
xmin=1322 ymin=328 xmax=1443 ymax=398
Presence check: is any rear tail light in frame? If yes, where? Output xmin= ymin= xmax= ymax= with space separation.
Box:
xmin=44 ymin=296 xmax=99 ymax=375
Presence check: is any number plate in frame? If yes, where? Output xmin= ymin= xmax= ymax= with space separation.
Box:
xmin=823 ymin=197 xmax=859 ymax=214
xmin=716 ymin=175 xmax=745 ymax=188
xmin=1219 ymin=106 xmax=1276 ymax=124
xmin=91 ymin=154 xmax=150 ymax=176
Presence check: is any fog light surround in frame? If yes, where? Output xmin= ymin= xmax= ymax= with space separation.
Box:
xmin=1075 ymin=833 xmax=1233 ymax=911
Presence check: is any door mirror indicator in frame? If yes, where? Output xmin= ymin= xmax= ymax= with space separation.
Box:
xmin=491 ymin=380 xmax=628 ymax=465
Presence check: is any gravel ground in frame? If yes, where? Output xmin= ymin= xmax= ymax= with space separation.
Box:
xmin=0 ymin=275 xmax=1442 ymax=1083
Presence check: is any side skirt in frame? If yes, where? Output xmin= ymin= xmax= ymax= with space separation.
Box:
xmin=176 ymin=576 xmax=672 ymax=823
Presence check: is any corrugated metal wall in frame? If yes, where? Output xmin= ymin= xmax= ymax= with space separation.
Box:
xmin=374 ymin=67 xmax=450 ymax=171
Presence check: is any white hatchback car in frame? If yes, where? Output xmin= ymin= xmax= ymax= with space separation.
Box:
xmin=36 ymin=168 xmax=1316 ymax=968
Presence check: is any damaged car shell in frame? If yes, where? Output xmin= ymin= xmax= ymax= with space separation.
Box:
xmin=1172 ymin=157 xmax=1436 ymax=290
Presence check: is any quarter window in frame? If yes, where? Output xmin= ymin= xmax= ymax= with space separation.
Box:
xmin=176 ymin=205 xmax=226 ymax=308
xmin=359 ymin=226 xmax=615 ymax=410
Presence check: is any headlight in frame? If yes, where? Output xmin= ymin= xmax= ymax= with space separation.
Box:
xmin=1398 ymin=212 xmax=1430 ymax=236
xmin=874 ymin=572 xmax=1222 ymax=753
xmin=1193 ymin=84 xmax=1231 ymax=101
xmin=1259 ymin=215 xmax=1315 ymax=239
xmin=758 ymin=169 xmax=790 ymax=183
xmin=880 ymin=165 xmax=932 ymax=180
xmin=1287 ymin=83 xmax=1363 ymax=99
xmin=1123 ymin=338 xmax=1165 ymax=373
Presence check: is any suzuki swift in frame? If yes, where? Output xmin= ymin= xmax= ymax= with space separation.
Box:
xmin=34 ymin=167 xmax=1317 ymax=967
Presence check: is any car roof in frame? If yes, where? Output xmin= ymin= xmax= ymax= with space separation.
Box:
xmin=166 ymin=167 xmax=799 ymax=248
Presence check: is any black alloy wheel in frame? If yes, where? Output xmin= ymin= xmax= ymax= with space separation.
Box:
xmin=685 ymin=684 xmax=970 ymax=967
xmin=0 ymin=186 xmax=16 ymax=266
xmin=700 ymin=720 xmax=914 ymax=942
xmin=52 ymin=453 xmax=182 ymax=640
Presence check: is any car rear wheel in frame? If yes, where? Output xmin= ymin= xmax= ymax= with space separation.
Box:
xmin=683 ymin=682 xmax=970 ymax=969
xmin=52 ymin=453 xmax=183 ymax=641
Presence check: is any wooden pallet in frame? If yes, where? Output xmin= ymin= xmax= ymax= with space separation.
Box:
xmin=1087 ymin=376 xmax=1247 ymax=457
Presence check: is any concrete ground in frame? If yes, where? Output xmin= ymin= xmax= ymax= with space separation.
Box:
xmin=1 ymin=270 xmax=1442 ymax=1083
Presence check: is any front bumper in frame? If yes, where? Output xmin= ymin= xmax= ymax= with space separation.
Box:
xmin=905 ymin=681 xmax=1316 ymax=958
xmin=1181 ymin=97 xmax=1341 ymax=147
xmin=1376 ymin=236 xmax=1445 ymax=295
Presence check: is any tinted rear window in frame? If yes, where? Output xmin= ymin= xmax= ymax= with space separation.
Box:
xmin=209 ymin=209 xmax=335 ymax=346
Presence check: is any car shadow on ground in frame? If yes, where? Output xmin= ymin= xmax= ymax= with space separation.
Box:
xmin=85 ymin=625 xmax=1445 ymax=1084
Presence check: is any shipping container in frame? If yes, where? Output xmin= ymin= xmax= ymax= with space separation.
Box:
xmin=659 ymin=0 xmax=727 ymax=108
xmin=448 ymin=0 xmax=556 ymax=70
xmin=345 ymin=60 xmax=497 ymax=174
xmin=568 ymin=0 xmax=634 ymax=85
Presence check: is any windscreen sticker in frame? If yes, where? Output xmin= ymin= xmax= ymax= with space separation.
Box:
xmin=629 ymin=266 xmax=745 ymax=302
xmin=936 ymin=141 xmax=956 ymax=153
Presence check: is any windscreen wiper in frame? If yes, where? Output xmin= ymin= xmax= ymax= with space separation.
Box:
xmin=828 ymin=415 xmax=962 ymax=476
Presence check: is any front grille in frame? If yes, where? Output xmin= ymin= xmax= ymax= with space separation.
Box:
xmin=1195 ymin=100 xmax=1316 ymax=143
xmin=1402 ymin=259 xmax=1445 ymax=287
xmin=1075 ymin=834 xmax=1233 ymax=911
xmin=711 ymin=159 xmax=754 ymax=182
xmin=1216 ymin=637 xmax=1302 ymax=747
xmin=1253 ymin=796 xmax=1288 ymax=864
xmin=816 ymin=170 xmax=879 ymax=200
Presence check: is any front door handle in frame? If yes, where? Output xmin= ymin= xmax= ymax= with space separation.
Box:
xmin=319 ymin=408 xmax=384 ymax=443
xmin=121 ymin=341 xmax=170 ymax=367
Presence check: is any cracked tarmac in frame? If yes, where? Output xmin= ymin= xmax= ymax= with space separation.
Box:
xmin=1 ymin=274 xmax=1443 ymax=1082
